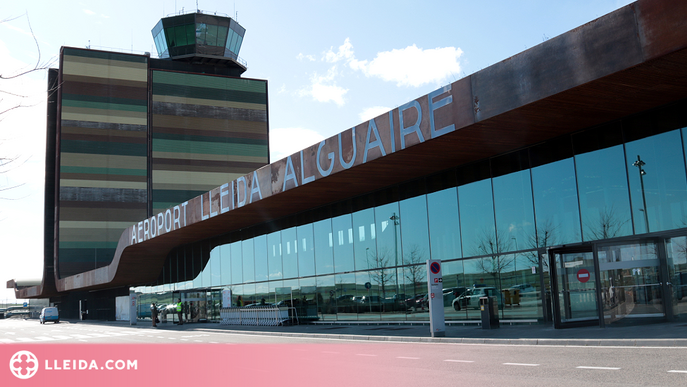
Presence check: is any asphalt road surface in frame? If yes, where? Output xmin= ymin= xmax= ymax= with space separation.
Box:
xmin=2 ymin=319 xmax=687 ymax=386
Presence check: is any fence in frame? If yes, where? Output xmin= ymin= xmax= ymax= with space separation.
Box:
xmin=220 ymin=306 xmax=296 ymax=326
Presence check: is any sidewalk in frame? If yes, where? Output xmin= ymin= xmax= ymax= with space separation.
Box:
xmin=75 ymin=318 xmax=687 ymax=347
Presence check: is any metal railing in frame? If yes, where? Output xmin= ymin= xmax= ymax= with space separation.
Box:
xmin=220 ymin=306 xmax=297 ymax=326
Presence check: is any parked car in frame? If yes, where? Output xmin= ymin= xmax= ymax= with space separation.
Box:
xmin=509 ymin=284 xmax=535 ymax=294
xmin=452 ymin=287 xmax=504 ymax=311
xmin=39 ymin=307 xmax=59 ymax=324
xmin=443 ymin=287 xmax=467 ymax=307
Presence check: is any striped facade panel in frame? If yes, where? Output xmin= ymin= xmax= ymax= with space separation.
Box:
xmin=151 ymin=70 xmax=268 ymax=213
xmin=58 ymin=48 xmax=149 ymax=278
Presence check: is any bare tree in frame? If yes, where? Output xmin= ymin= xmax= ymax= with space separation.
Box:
xmin=1 ymin=14 xmax=56 ymax=198
xmin=584 ymin=205 xmax=630 ymax=241
xmin=369 ymin=247 xmax=394 ymax=299
xmin=473 ymin=228 xmax=515 ymax=291
xmin=402 ymin=244 xmax=426 ymax=298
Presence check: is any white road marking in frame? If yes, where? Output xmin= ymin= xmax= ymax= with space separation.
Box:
xmin=668 ymin=370 xmax=687 ymax=373
xmin=503 ymin=363 xmax=539 ymax=367
xmin=577 ymin=366 xmax=621 ymax=370
xmin=34 ymin=336 xmax=55 ymax=341
xmin=51 ymin=335 xmax=72 ymax=340
xmin=397 ymin=356 xmax=420 ymax=360
xmin=356 ymin=354 xmax=377 ymax=357
xmin=444 ymin=360 xmax=474 ymax=363
xmin=16 ymin=338 xmax=36 ymax=342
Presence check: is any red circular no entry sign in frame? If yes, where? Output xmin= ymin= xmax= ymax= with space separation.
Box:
xmin=577 ymin=268 xmax=591 ymax=283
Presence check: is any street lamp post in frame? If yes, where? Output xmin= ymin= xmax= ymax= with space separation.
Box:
xmin=632 ymin=155 xmax=650 ymax=233
xmin=390 ymin=213 xmax=401 ymax=301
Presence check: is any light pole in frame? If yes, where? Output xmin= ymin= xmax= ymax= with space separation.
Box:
xmin=632 ymin=155 xmax=650 ymax=233
xmin=390 ymin=213 xmax=401 ymax=299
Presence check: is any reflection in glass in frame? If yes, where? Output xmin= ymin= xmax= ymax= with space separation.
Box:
xmin=665 ymin=236 xmax=687 ymax=318
xmin=267 ymin=232 xmax=282 ymax=280
xmin=531 ymin=158 xmax=582 ymax=246
xmin=230 ymin=241 xmax=242 ymax=285
xmin=459 ymin=179 xmax=496 ymax=257
xmin=332 ymin=214 xmax=354 ymax=273
xmin=316 ymin=275 xmax=335 ymax=320
xmin=598 ymin=242 xmax=663 ymax=324
xmin=353 ymin=209 xmax=376 ymax=272
xmin=210 ymin=246 xmax=221 ymax=286
xmin=626 ymin=130 xmax=687 ymax=233
xmin=493 ymin=170 xmax=535 ymax=252
xmin=282 ymin=227 xmax=298 ymax=279
xmin=399 ymin=196 xmax=430 ymax=268
xmin=254 ymin=235 xmax=268 ymax=282
xmin=219 ymin=244 xmax=231 ymax=285
xmin=314 ymin=219 xmax=334 ymax=275
xmin=335 ymin=273 xmax=358 ymax=321
xmin=374 ymin=203 xmax=401 ymax=299
xmin=427 ymin=188 xmax=461 ymax=260
xmin=575 ymin=145 xmax=632 ymax=241
xmin=297 ymin=224 xmax=316 ymax=277
xmin=242 ymin=239 xmax=254 ymax=283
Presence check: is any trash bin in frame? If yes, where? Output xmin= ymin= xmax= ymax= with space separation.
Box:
xmin=479 ymin=296 xmax=499 ymax=329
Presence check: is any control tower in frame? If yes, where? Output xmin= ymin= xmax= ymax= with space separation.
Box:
xmin=151 ymin=12 xmax=247 ymax=75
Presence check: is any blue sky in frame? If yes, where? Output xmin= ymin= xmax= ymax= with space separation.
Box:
xmin=0 ymin=0 xmax=633 ymax=300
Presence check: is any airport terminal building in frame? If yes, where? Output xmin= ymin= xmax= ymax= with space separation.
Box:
xmin=10 ymin=0 xmax=687 ymax=329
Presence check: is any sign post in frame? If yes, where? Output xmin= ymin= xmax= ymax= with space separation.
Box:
xmin=129 ymin=292 xmax=137 ymax=326
xmin=427 ymin=259 xmax=445 ymax=337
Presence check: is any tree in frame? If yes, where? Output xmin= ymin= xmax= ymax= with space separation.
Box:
xmin=368 ymin=247 xmax=394 ymax=299
xmin=0 ymin=14 xmax=56 ymax=198
xmin=584 ymin=205 xmax=630 ymax=241
xmin=472 ymin=228 xmax=515 ymax=292
xmin=402 ymin=244 xmax=426 ymax=298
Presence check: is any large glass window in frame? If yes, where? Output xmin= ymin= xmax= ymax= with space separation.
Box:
xmin=219 ymin=244 xmax=231 ymax=285
xmin=353 ymin=209 xmax=376 ymax=272
xmin=254 ymin=235 xmax=268 ymax=282
xmin=332 ymin=214 xmax=354 ymax=273
xmin=297 ymin=224 xmax=315 ymax=277
xmin=459 ymin=179 xmax=496 ymax=257
xmin=374 ymin=203 xmax=401 ymax=300
xmin=314 ymin=219 xmax=334 ymax=275
xmin=242 ymin=239 xmax=254 ymax=283
xmin=210 ymin=246 xmax=221 ymax=286
xmin=230 ymin=241 xmax=242 ymax=285
xmin=575 ymin=145 xmax=632 ymax=241
xmin=626 ymin=129 xmax=687 ymax=233
xmin=493 ymin=170 xmax=536 ymax=252
xmin=267 ymin=231 xmax=282 ymax=280
xmin=531 ymin=158 xmax=582 ymax=246
xmin=400 ymin=195 xmax=430 ymax=267
xmin=282 ymin=227 xmax=298 ymax=279
xmin=427 ymin=188 xmax=461 ymax=260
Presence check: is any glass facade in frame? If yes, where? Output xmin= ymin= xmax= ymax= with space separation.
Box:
xmin=135 ymin=101 xmax=687 ymax=325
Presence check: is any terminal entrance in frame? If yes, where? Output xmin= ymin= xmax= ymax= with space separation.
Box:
xmin=597 ymin=241 xmax=667 ymax=326
xmin=550 ymin=240 xmax=671 ymax=328
xmin=550 ymin=247 xmax=599 ymax=328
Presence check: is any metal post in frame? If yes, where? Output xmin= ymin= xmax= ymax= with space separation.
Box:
xmin=633 ymin=155 xmax=650 ymax=233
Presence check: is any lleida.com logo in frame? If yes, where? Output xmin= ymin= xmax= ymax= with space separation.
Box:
xmin=9 ymin=350 xmax=138 ymax=379
xmin=9 ymin=350 xmax=39 ymax=379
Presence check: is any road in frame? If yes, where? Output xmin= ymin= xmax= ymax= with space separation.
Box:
xmin=2 ymin=319 xmax=687 ymax=386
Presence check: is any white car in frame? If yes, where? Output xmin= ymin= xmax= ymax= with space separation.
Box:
xmin=452 ymin=287 xmax=504 ymax=310
xmin=39 ymin=307 xmax=59 ymax=324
